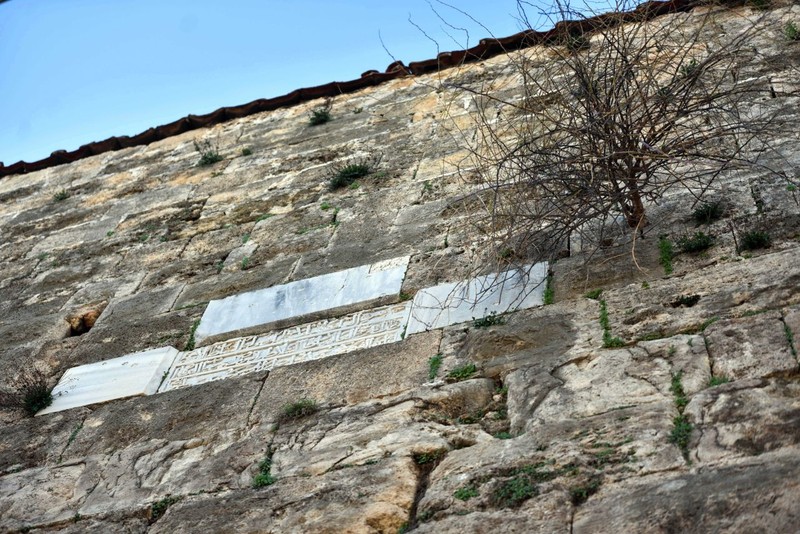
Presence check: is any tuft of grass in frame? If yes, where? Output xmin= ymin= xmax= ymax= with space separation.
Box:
xmin=493 ymin=432 xmax=513 ymax=440
xmin=658 ymin=236 xmax=674 ymax=275
xmin=150 ymin=496 xmax=180 ymax=523
xmin=543 ymin=275 xmax=554 ymax=305
xmin=708 ymin=376 xmax=730 ymax=387
xmin=53 ymin=189 xmax=70 ymax=202
xmin=693 ymin=201 xmax=724 ymax=225
xmin=599 ymin=300 xmax=624 ymax=348
xmin=786 ymin=21 xmax=800 ymax=41
xmin=241 ymin=147 xmax=253 ymax=156
xmin=454 ymin=485 xmax=479 ymax=501
xmin=785 ymin=322 xmax=797 ymax=357
xmin=584 ymin=288 xmax=603 ymax=300
xmin=413 ymin=449 xmax=446 ymax=465
xmin=241 ymin=256 xmax=251 ymax=270
xmin=279 ymin=398 xmax=317 ymax=420
xmin=252 ymin=452 xmax=276 ymax=488
xmin=194 ymin=138 xmax=223 ymax=166
xmin=570 ymin=479 xmax=602 ymax=505
xmin=739 ymin=230 xmax=771 ymax=252
xmin=309 ymin=107 xmax=332 ymax=126
xmin=747 ymin=0 xmax=770 ymax=10
xmin=428 ymin=354 xmax=443 ymax=380
xmin=669 ymin=414 xmax=693 ymax=460
xmin=473 ymin=312 xmax=505 ymax=328
xmin=670 ymin=371 xmax=688 ymax=411
xmin=677 ymin=232 xmax=714 ymax=253
xmin=490 ymin=475 xmax=538 ymax=508
xmin=668 ymin=370 xmax=693 ymax=461
xmin=0 ymin=367 xmax=54 ymax=416
xmin=446 ymin=363 xmax=477 ymax=382
xmin=241 ymin=233 xmax=250 ymax=244
xmin=330 ymin=162 xmax=372 ymax=189
xmin=184 ymin=320 xmax=200 ymax=351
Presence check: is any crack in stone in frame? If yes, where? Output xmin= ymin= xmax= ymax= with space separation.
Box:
xmin=245 ymin=372 xmax=270 ymax=429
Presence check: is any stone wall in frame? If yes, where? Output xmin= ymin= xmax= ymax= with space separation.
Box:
xmin=1 ymin=3 xmax=800 ymax=532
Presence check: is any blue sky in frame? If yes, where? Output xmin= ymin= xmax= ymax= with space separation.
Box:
xmin=0 ymin=0 xmax=546 ymax=165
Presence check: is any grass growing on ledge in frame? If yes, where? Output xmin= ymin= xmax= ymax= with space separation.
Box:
xmin=446 ymin=363 xmax=477 ymax=382
xmin=0 ymin=367 xmax=54 ymax=416
xmin=428 ymin=353 xmax=443 ymax=380
xmin=453 ymin=485 xmax=479 ymax=501
xmin=185 ymin=320 xmax=200 ymax=351
xmin=599 ymin=300 xmax=624 ymax=348
xmin=543 ymin=274 xmax=554 ymax=305
xmin=658 ymin=236 xmax=674 ymax=275
xmin=473 ymin=313 xmax=505 ymax=328
xmin=150 ymin=496 xmax=181 ymax=523
xmin=280 ymin=398 xmax=318 ymax=420
xmin=252 ymin=452 xmax=276 ymax=488
xmin=668 ymin=369 xmax=693 ymax=461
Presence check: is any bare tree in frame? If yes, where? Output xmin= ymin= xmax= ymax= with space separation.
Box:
xmin=446 ymin=0 xmax=783 ymax=272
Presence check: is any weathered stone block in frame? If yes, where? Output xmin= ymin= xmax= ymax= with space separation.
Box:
xmin=38 ymin=347 xmax=179 ymax=415
xmin=406 ymin=261 xmax=548 ymax=334
xmin=193 ymin=255 xmax=410 ymax=344
xmin=161 ymin=302 xmax=413 ymax=391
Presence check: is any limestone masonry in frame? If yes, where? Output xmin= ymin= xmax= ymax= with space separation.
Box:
xmin=1 ymin=2 xmax=800 ymax=533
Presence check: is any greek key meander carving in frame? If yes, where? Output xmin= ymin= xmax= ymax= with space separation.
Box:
xmin=159 ymin=302 xmax=413 ymax=391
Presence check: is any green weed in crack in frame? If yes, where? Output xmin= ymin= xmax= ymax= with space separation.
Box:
xmin=668 ymin=368 xmax=693 ymax=462
xmin=150 ymin=496 xmax=181 ymax=523
xmin=599 ymin=300 xmax=624 ymax=348
xmin=252 ymin=450 xmax=277 ymax=488
xmin=279 ymin=398 xmax=318 ymax=421
xmin=428 ymin=353 xmax=443 ymax=380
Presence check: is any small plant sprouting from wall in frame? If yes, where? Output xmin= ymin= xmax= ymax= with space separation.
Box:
xmin=543 ymin=274 xmax=554 ymax=305
xmin=252 ymin=450 xmax=277 ymax=488
xmin=786 ymin=22 xmax=800 ymax=42
xmin=677 ymin=232 xmax=714 ymax=253
xmin=658 ymin=236 xmax=674 ymax=275
xmin=584 ymin=289 xmax=603 ymax=300
xmin=309 ymin=99 xmax=333 ymax=126
xmin=0 ymin=367 xmax=54 ymax=416
xmin=279 ymin=398 xmax=318 ymax=421
xmin=669 ymin=368 xmax=693 ymax=462
xmin=185 ymin=320 xmax=200 ymax=351
xmin=472 ymin=312 xmax=505 ymax=328
xmin=53 ymin=189 xmax=70 ymax=202
xmin=328 ymin=156 xmax=381 ymax=190
xmin=453 ymin=485 xmax=479 ymax=501
xmin=599 ymin=300 xmax=624 ymax=348
xmin=739 ymin=230 xmax=771 ymax=252
xmin=693 ymin=200 xmax=725 ymax=225
xmin=708 ymin=375 xmax=731 ymax=387
xmin=194 ymin=138 xmax=223 ymax=167
xmin=446 ymin=363 xmax=478 ymax=382
xmin=428 ymin=353 xmax=443 ymax=380
xmin=150 ymin=496 xmax=181 ymax=523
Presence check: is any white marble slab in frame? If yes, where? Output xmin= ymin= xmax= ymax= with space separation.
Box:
xmin=406 ymin=261 xmax=548 ymax=335
xmin=37 ymin=347 xmax=178 ymax=415
xmin=194 ymin=256 xmax=410 ymax=345
xmin=160 ymin=302 xmax=412 ymax=391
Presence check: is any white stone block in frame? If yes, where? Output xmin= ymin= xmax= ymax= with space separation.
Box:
xmin=406 ymin=261 xmax=548 ymax=334
xmin=160 ymin=302 xmax=412 ymax=391
xmin=194 ymin=256 xmax=410 ymax=344
xmin=37 ymin=347 xmax=178 ymax=416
